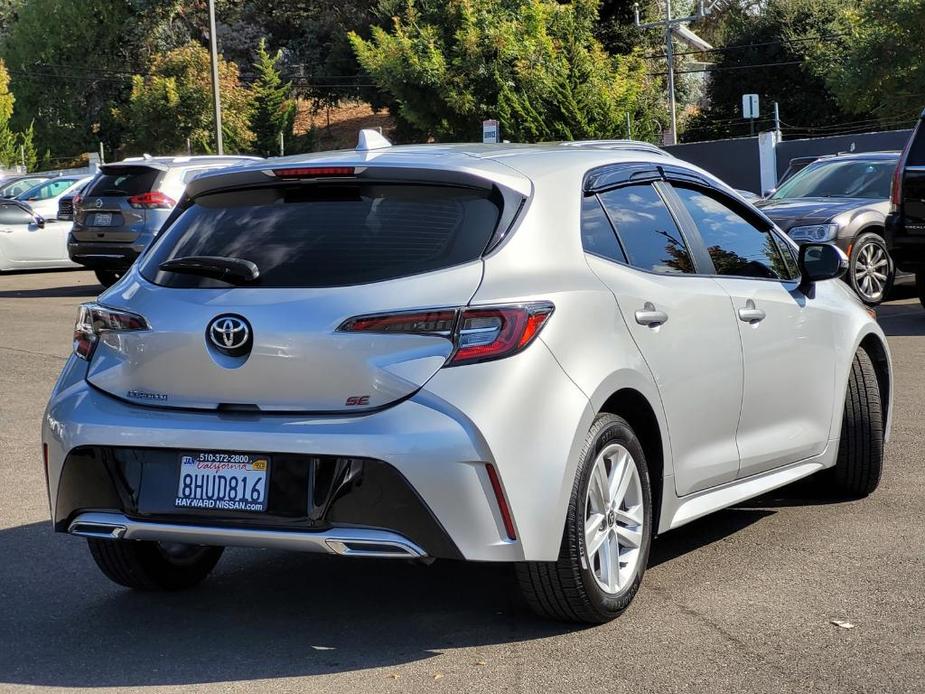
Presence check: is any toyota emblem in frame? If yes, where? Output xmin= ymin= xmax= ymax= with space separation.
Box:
xmin=207 ymin=315 xmax=252 ymax=357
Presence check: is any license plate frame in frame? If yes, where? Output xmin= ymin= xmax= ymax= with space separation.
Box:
xmin=91 ymin=212 xmax=113 ymax=226
xmin=175 ymin=451 xmax=270 ymax=513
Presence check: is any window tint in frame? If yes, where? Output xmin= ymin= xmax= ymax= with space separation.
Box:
xmin=597 ymin=184 xmax=694 ymax=274
xmin=675 ymin=187 xmax=792 ymax=280
xmin=2 ymin=178 xmax=45 ymax=197
xmin=580 ymin=195 xmax=626 ymax=262
xmin=141 ymin=183 xmax=502 ymax=288
xmin=0 ymin=202 xmax=34 ymax=224
xmin=17 ymin=178 xmax=79 ymax=201
xmin=88 ymin=167 xmax=160 ymax=197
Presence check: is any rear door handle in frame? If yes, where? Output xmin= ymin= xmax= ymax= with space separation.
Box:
xmin=737 ymin=299 xmax=766 ymax=323
xmin=635 ymin=302 xmax=668 ymax=327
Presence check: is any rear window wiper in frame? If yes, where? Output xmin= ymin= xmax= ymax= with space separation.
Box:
xmin=159 ymin=256 xmax=260 ymax=285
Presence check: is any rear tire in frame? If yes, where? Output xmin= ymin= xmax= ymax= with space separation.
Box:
xmin=516 ymin=413 xmax=652 ymax=623
xmin=848 ymin=233 xmax=893 ymax=306
xmin=94 ymin=269 xmax=122 ymax=288
xmin=831 ymin=347 xmax=884 ymax=497
xmin=88 ymin=539 xmax=223 ymax=590
xmin=916 ymin=271 xmax=925 ymax=309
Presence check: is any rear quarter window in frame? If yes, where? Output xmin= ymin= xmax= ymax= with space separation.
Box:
xmin=140 ymin=183 xmax=502 ymax=288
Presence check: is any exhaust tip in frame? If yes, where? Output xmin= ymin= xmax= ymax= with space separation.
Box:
xmin=68 ymin=521 xmax=126 ymax=540
xmin=325 ymin=538 xmax=424 ymax=558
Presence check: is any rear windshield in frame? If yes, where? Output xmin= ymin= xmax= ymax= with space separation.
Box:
xmin=87 ymin=167 xmax=160 ymax=197
xmin=140 ymin=183 xmax=502 ymax=288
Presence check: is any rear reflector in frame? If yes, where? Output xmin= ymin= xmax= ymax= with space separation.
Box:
xmin=128 ymin=191 xmax=176 ymax=209
xmin=485 ymin=463 xmax=516 ymax=540
xmin=74 ymin=302 xmax=149 ymax=360
xmin=337 ymin=302 xmax=554 ymax=366
xmin=270 ymin=167 xmax=356 ymax=179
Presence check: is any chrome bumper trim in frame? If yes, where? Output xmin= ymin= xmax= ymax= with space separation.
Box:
xmin=68 ymin=512 xmax=428 ymax=559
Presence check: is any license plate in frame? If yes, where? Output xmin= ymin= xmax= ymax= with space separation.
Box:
xmin=91 ymin=212 xmax=112 ymax=226
xmin=175 ymin=452 xmax=270 ymax=512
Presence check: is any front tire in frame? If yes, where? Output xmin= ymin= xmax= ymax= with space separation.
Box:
xmin=516 ymin=413 xmax=652 ymax=623
xmin=831 ymin=347 xmax=884 ymax=497
xmin=848 ymin=233 xmax=893 ymax=306
xmin=88 ymin=539 xmax=223 ymax=590
xmin=94 ymin=269 xmax=123 ymax=288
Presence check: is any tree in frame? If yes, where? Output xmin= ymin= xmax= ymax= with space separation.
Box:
xmin=0 ymin=0 xmax=146 ymax=158
xmin=349 ymin=0 xmax=665 ymax=143
xmin=806 ymin=0 xmax=925 ymax=125
xmin=16 ymin=119 xmax=36 ymax=170
xmin=683 ymin=0 xmax=867 ymax=142
xmin=116 ymin=42 xmax=254 ymax=155
xmin=251 ymin=38 xmax=296 ymax=156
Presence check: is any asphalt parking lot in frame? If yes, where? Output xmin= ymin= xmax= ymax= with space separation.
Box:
xmin=0 ymin=269 xmax=922 ymax=694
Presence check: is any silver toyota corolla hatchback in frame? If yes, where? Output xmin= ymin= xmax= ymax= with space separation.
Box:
xmin=43 ymin=135 xmax=891 ymax=622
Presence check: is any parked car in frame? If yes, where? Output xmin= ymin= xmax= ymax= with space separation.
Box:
xmin=886 ymin=109 xmax=925 ymax=307
xmin=57 ymin=178 xmax=96 ymax=222
xmin=757 ymin=151 xmax=903 ymax=305
xmin=15 ymin=175 xmax=92 ymax=220
xmin=68 ymin=155 xmax=262 ymax=287
xmin=0 ymin=174 xmax=49 ymax=199
xmin=0 ymin=198 xmax=76 ymax=271
xmin=44 ymin=136 xmax=890 ymax=624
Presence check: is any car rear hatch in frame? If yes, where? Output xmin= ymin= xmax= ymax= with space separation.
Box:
xmin=72 ymin=164 xmax=165 ymax=243
xmin=85 ymin=164 xmax=528 ymax=413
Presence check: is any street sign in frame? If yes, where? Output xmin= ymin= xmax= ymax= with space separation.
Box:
xmin=482 ymin=119 xmax=500 ymax=144
xmin=742 ymin=94 xmax=760 ymax=119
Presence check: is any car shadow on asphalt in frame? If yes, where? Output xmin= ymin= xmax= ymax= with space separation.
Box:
xmin=0 ymin=284 xmax=100 ymax=299
xmin=0 ymin=500 xmax=810 ymax=687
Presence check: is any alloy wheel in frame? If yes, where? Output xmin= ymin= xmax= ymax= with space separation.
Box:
xmin=584 ymin=442 xmax=645 ymax=595
xmin=853 ymin=241 xmax=889 ymax=302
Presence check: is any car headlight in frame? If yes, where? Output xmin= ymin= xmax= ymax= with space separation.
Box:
xmin=787 ymin=223 xmax=838 ymax=243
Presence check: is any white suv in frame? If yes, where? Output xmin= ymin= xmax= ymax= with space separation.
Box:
xmin=43 ymin=136 xmax=890 ymax=623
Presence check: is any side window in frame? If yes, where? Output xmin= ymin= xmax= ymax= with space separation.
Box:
xmin=0 ymin=203 xmax=34 ymax=224
xmin=674 ymin=186 xmax=794 ymax=280
xmin=597 ymin=184 xmax=695 ymax=274
xmin=580 ymin=194 xmax=626 ymax=263
xmin=772 ymin=233 xmax=800 ymax=279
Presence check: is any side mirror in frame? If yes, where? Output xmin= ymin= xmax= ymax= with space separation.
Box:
xmin=34 ymin=214 xmax=45 ymax=229
xmin=798 ymin=243 xmax=847 ymax=294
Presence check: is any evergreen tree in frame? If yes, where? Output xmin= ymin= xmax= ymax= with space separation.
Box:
xmin=16 ymin=120 xmax=36 ymax=171
xmin=250 ymin=38 xmax=296 ymax=157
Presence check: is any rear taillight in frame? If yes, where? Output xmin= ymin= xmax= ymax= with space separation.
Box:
xmin=128 ymin=191 xmax=176 ymax=209
xmin=338 ymin=302 xmax=554 ymax=366
xmin=74 ymin=302 xmax=149 ymax=360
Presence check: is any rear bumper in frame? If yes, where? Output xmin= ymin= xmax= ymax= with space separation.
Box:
xmin=43 ymin=343 xmax=592 ymax=562
xmin=67 ymin=239 xmax=144 ymax=271
xmin=885 ymin=215 xmax=925 ymax=271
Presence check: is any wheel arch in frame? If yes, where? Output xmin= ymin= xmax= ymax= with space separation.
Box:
xmin=858 ymin=331 xmax=892 ymax=437
xmin=598 ymin=388 xmax=666 ymax=536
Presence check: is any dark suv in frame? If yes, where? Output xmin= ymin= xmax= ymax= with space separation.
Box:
xmin=886 ymin=110 xmax=925 ymax=307
xmin=68 ymin=155 xmax=260 ymax=287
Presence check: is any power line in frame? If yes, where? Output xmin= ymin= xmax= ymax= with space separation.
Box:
xmin=645 ymin=32 xmax=849 ymax=60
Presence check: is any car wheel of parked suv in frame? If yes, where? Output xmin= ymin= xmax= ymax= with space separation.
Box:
xmin=831 ymin=347 xmax=884 ymax=498
xmin=848 ymin=232 xmax=893 ymax=306
xmin=516 ymin=414 xmax=652 ymax=623
xmin=94 ymin=270 xmax=122 ymax=288
xmin=87 ymin=538 xmax=224 ymax=590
